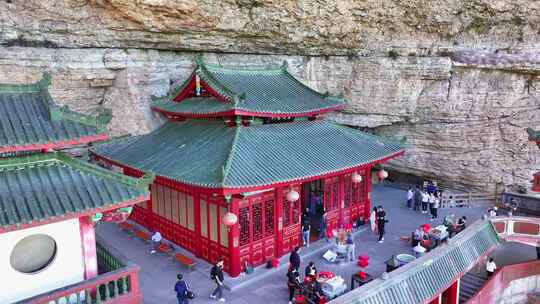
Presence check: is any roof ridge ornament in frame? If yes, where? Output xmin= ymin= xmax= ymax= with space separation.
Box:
xmin=281 ymin=60 xmax=289 ymax=71
xmin=195 ymin=55 xmax=205 ymax=68
xmin=38 ymin=72 xmax=52 ymax=89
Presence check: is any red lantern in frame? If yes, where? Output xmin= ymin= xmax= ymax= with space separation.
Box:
xmin=352 ymin=172 xmax=363 ymax=183
xmin=377 ymin=169 xmax=388 ymax=181
xmin=286 ymin=189 xmax=300 ymax=202
xmin=222 ymin=212 xmax=238 ymax=226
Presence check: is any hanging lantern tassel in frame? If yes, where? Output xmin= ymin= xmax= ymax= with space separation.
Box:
xmin=286 ymin=189 xmax=300 ymax=202
xmin=352 ymin=172 xmax=363 ymax=183
xmin=222 ymin=212 xmax=238 ymax=226
xmin=195 ymin=74 xmax=201 ymax=96
xmin=377 ymin=169 xmax=389 ymax=181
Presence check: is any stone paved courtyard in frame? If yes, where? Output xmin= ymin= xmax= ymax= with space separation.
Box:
xmin=96 ymin=184 xmax=493 ymax=304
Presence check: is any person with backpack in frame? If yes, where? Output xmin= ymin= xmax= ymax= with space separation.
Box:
xmin=286 ymin=267 xmax=301 ymax=304
xmin=174 ymin=274 xmax=190 ymax=304
xmin=210 ymin=258 xmax=226 ymax=302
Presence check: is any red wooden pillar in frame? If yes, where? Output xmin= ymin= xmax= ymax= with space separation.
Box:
xmin=446 ymin=279 xmax=459 ymax=304
xmin=193 ymin=193 xmax=202 ymax=257
xmin=428 ymin=294 xmax=441 ymax=304
xmin=228 ymin=197 xmax=241 ymax=277
xmin=79 ymin=216 xmax=97 ymax=280
xmin=147 ymin=183 xmax=155 ymax=231
xmin=364 ymin=166 xmax=372 ymax=220
xmin=339 ymin=175 xmax=345 ymax=227
xmin=275 ymin=186 xmax=284 ymax=257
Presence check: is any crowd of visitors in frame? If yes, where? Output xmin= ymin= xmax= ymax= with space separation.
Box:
xmin=407 ymin=181 xmax=441 ymax=221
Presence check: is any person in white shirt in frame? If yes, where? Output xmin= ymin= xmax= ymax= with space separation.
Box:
xmin=406 ymin=187 xmax=414 ymax=209
xmin=431 ymin=195 xmax=440 ymax=220
xmin=486 ymin=257 xmax=497 ymax=278
xmin=421 ymin=191 xmax=430 ymax=214
xmin=428 ymin=193 xmax=436 ymax=220
xmin=151 ymin=231 xmax=163 ymax=254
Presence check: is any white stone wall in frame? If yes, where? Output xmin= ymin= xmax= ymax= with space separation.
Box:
xmin=0 ymin=219 xmax=85 ymax=303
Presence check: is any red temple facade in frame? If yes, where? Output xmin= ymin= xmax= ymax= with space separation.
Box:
xmin=92 ymin=57 xmax=405 ymax=277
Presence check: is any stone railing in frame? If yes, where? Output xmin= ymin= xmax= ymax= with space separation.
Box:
xmin=16 ymin=238 xmax=142 ymax=304
xmin=466 ymin=259 xmax=540 ymax=304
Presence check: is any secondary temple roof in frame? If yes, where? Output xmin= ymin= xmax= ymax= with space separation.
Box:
xmin=0 ymin=73 xmax=112 ymax=153
xmin=92 ymin=120 xmax=404 ymax=192
xmin=527 ymin=128 xmax=540 ymax=142
xmin=333 ymin=220 xmax=500 ymax=304
xmin=151 ymin=57 xmax=345 ymax=118
xmin=0 ymin=153 xmax=153 ymax=231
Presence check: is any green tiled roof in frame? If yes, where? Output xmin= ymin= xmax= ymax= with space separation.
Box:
xmin=152 ymin=96 xmax=233 ymax=116
xmin=0 ymin=73 xmax=112 ymax=151
xmin=0 ymin=152 xmax=154 ymax=228
xmin=92 ymin=120 xmax=404 ymax=190
xmin=332 ymin=220 xmax=501 ymax=304
xmin=158 ymin=57 xmax=345 ymax=116
xmin=527 ymin=128 xmax=540 ymax=141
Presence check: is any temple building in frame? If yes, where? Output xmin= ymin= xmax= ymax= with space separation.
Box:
xmin=92 ymin=57 xmax=405 ymax=277
xmin=0 ymin=74 xmax=153 ymax=303
xmin=527 ymin=128 xmax=540 ymax=192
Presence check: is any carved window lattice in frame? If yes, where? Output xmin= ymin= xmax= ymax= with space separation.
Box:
xmin=332 ymin=183 xmax=339 ymax=210
xmin=239 ymin=207 xmax=250 ymax=246
xmin=353 ymin=178 xmax=365 ymax=204
xmin=265 ymin=200 xmax=274 ymax=237
xmin=252 ymin=203 xmax=263 ymax=241
xmin=344 ymin=177 xmax=351 ymax=208
xmin=292 ymin=200 xmax=300 ymax=224
xmin=283 ymin=200 xmax=291 ymax=227
xmin=324 ymin=185 xmax=332 ymax=211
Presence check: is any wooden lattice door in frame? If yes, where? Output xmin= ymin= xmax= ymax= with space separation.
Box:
xmin=280 ymin=185 xmax=301 ymax=255
xmin=324 ymin=176 xmax=341 ymax=232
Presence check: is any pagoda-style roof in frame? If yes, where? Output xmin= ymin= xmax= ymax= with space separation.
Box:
xmin=0 ymin=152 xmax=153 ymax=231
xmin=151 ymin=57 xmax=345 ymax=118
xmin=527 ymin=128 xmax=540 ymax=142
xmin=91 ymin=120 xmax=404 ymax=194
xmin=0 ymin=73 xmax=112 ymax=153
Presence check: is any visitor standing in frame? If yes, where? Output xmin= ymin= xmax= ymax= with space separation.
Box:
xmin=377 ymin=206 xmax=387 ymax=243
xmin=486 ymin=258 xmax=497 ymax=278
xmin=370 ymin=207 xmax=377 ymax=234
xmin=414 ymin=186 xmax=422 ymax=211
xmin=406 ymin=187 xmax=414 ymax=209
xmin=421 ymin=190 xmax=429 ymax=214
xmin=210 ymin=258 xmax=226 ymax=302
xmin=286 ymin=267 xmax=300 ymax=304
xmin=431 ymin=194 xmax=439 ymax=220
xmin=536 ymin=241 xmax=540 ymax=260
xmin=289 ymin=246 xmax=301 ymax=271
xmin=346 ymin=232 xmax=355 ymax=261
xmin=301 ymin=209 xmax=311 ymax=247
xmin=174 ymin=274 xmax=189 ymax=304
xmin=428 ymin=193 xmax=436 ymax=220
xmin=150 ymin=231 xmax=163 ymax=254
xmin=319 ymin=209 xmax=327 ymax=240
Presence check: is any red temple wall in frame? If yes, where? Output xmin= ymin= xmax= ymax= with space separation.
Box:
xmin=128 ymin=168 xmax=372 ymax=277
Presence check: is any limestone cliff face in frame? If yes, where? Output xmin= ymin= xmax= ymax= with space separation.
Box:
xmin=0 ymin=1 xmax=539 ymax=192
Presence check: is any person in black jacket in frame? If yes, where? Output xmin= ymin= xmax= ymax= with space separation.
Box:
xmin=289 ymin=246 xmax=301 ymax=271
xmin=377 ymin=206 xmax=387 ymax=243
xmin=209 ymin=258 xmax=225 ymax=302
xmin=286 ymin=267 xmax=301 ymax=304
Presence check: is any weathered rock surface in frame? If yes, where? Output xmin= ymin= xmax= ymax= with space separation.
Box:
xmin=0 ymin=1 xmax=539 ymax=192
